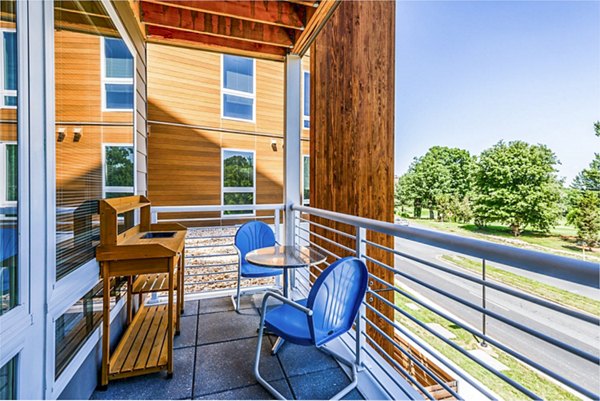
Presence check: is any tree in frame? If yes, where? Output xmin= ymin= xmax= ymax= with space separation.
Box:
xmin=567 ymin=123 xmax=600 ymax=247
xmin=395 ymin=146 xmax=475 ymax=220
xmin=473 ymin=141 xmax=562 ymax=236
xmin=105 ymin=146 xmax=134 ymax=187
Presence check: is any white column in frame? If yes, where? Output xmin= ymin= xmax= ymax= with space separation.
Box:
xmin=283 ymin=55 xmax=302 ymax=246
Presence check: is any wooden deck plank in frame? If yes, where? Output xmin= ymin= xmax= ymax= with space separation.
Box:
xmin=110 ymin=305 xmax=153 ymax=374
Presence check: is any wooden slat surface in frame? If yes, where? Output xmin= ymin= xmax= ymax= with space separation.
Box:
xmin=109 ymin=304 xmax=173 ymax=378
xmin=132 ymin=272 xmax=178 ymax=293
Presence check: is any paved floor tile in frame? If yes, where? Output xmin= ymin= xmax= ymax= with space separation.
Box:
xmin=194 ymin=380 xmax=292 ymax=400
xmin=174 ymin=315 xmax=198 ymax=349
xmin=288 ymin=367 xmax=362 ymax=400
xmin=182 ymin=300 xmax=199 ymax=317
xmin=91 ymin=347 xmax=195 ymax=400
xmin=197 ymin=309 xmax=259 ymax=345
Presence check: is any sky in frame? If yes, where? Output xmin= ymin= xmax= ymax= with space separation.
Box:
xmin=394 ymin=0 xmax=600 ymax=184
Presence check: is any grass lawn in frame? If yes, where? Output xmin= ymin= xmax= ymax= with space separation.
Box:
xmin=399 ymin=210 xmax=598 ymax=262
xmin=441 ymin=254 xmax=600 ymax=317
xmin=394 ymin=291 xmax=581 ymax=401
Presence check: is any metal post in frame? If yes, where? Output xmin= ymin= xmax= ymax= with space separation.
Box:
xmin=481 ymin=259 xmax=487 ymax=347
xmin=355 ymin=226 xmax=367 ymax=368
xmin=284 ymin=55 xmax=302 ymax=297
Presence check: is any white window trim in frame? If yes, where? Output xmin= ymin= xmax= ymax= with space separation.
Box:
xmin=302 ymin=70 xmax=310 ymax=129
xmin=220 ymin=54 xmax=256 ymax=123
xmin=302 ymin=154 xmax=310 ymax=206
xmin=0 ymin=28 xmax=17 ymax=109
xmin=221 ymin=148 xmax=256 ymax=218
xmin=100 ymin=36 xmax=134 ymax=113
xmin=102 ymin=143 xmax=134 ymax=198
xmin=0 ymin=141 xmax=17 ymax=208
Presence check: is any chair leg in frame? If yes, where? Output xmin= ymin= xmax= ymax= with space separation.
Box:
xmin=230 ymin=271 xmax=243 ymax=313
xmin=319 ymin=346 xmax=359 ymax=400
xmin=254 ymin=313 xmax=286 ymax=400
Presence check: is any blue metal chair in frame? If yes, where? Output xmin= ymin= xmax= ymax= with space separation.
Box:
xmin=231 ymin=221 xmax=282 ymax=312
xmin=254 ymin=257 xmax=369 ymax=400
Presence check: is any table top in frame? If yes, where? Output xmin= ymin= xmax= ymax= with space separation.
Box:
xmin=245 ymin=245 xmax=327 ymax=269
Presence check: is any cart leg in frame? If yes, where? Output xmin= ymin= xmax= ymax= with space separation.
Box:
xmin=168 ymin=258 xmax=174 ymax=374
xmin=127 ymin=276 xmax=133 ymax=325
xmin=101 ymin=262 xmax=111 ymax=387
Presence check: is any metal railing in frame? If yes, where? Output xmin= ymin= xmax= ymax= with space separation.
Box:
xmin=150 ymin=204 xmax=285 ymax=297
xmin=291 ymin=204 xmax=600 ymax=401
xmin=150 ymin=202 xmax=599 ymax=400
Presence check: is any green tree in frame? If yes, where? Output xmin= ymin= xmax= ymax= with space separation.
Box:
xmin=567 ymin=123 xmax=600 ymax=247
xmin=473 ymin=141 xmax=561 ymax=236
xmin=395 ymin=146 xmax=475 ymax=220
xmin=223 ymin=155 xmax=253 ymax=187
xmin=105 ymin=146 xmax=134 ymax=187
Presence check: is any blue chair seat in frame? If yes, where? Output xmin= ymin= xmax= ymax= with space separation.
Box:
xmin=264 ymin=299 xmax=312 ymax=345
xmin=241 ymin=262 xmax=283 ymax=278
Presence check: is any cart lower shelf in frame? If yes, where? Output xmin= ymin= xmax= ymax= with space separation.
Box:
xmin=108 ymin=303 xmax=174 ymax=379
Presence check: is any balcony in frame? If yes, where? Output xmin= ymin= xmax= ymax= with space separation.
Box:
xmin=84 ymin=203 xmax=599 ymax=400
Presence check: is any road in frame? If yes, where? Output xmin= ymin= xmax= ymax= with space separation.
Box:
xmin=393 ymin=236 xmax=600 ymax=397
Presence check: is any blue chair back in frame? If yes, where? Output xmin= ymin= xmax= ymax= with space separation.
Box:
xmin=234 ymin=221 xmax=276 ymax=261
xmin=307 ymin=257 xmax=369 ymax=347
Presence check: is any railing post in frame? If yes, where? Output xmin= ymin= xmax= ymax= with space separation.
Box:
xmin=481 ymin=258 xmax=487 ymax=347
xmin=355 ymin=226 xmax=367 ymax=368
xmin=274 ymin=208 xmax=281 ymax=244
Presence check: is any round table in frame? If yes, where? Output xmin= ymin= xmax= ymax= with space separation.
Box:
xmin=245 ymin=245 xmax=326 ymax=355
xmin=245 ymin=245 xmax=326 ymax=298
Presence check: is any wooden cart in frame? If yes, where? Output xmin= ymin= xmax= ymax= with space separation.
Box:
xmin=96 ymin=196 xmax=186 ymax=387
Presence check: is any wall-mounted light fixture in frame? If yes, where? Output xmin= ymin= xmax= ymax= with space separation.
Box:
xmin=73 ymin=128 xmax=83 ymax=142
xmin=271 ymin=140 xmax=278 ymax=152
xmin=57 ymin=128 xmax=66 ymax=142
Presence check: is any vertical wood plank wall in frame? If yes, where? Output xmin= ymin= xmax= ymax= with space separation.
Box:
xmin=310 ymin=1 xmax=396 ymax=355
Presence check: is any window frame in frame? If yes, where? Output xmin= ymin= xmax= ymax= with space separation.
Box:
xmin=220 ymin=54 xmax=256 ymax=123
xmin=0 ymin=28 xmax=17 ymax=109
xmin=100 ymin=36 xmax=134 ymax=113
xmin=0 ymin=141 xmax=17 ymax=208
xmin=302 ymin=154 xmax=310 ymax=206
xmin=102 ymin=143 xmax=135 ymax=198
xmin=221 ymin=148 xmax=256 ymax=218
xmin=302 ymin=71 xmax=310 ymax=129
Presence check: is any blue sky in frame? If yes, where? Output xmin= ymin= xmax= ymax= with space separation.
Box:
xmin=394 ymin=0 xmax=600 ymax=184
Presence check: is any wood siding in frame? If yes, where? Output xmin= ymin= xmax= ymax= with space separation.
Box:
xmin=310 ymin=0 xmax=396 ymax=357
xmin=147 ymin=43 xmax=309 ymax=224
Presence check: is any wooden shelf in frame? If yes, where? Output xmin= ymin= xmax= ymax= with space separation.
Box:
xmin=132 ymin=272 xmax=178 ymax=294
xmin=108 ymin=304 xmax=174 ymax=380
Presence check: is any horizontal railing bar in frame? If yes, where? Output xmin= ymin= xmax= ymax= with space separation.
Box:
xmin=368 ymin=273 xmax=600 ymax=399
xmin=361 ymin=314 xmax=461 ymax=400
xmin=186 ymin=270 xmax=238 ymax=278
xmin=158 ymin=215 xmax=274 ymax=223
xmin=296 ymin=216 xmax=357 ymax=240
xmin=363 ymin=254 xmax=600 ymax=365
xmin=295 ymin=235 xmax=342 ymax=260
xmin=364 ymin=302 xmax=537 ymax=400
xmin=185 ymin=278 xmax=237 ymax=285
xmin=364 ymin=239 xmax=600 ymax=325
xmin=293 ymin=204 xmax=599 ymax=288
xmin=185 ymin=253 xmax=236 ymax=259
xmin=153 ymin=203 xmax=285 ymax=213
xmin=185 ymin=262 xmax=238 ymax=269
xmin=296 ymin=225 xmax=356 ymax=254
xmin=186 ymin=235 xmax=235 ymax=240
xmin=185 ymin=243 xmax=233 ymax=251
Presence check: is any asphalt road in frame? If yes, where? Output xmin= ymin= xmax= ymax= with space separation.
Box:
xmin=393 ymin=236 xmax=600 ymax=397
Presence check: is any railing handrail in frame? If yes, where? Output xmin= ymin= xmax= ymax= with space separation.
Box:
xmin=292 ymin=204 xmax=600 ymax=289
xmin=152 ymin=203 xmax=285 ymax=214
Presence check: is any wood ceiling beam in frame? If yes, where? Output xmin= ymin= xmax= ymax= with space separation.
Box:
xmin=141 ymin=0 xmax=305 ymax=30
xmin=141 ymin=1 xmax=294 ymax=48
xmin=146 ymin=25 xmax=286 ymax=61
xmin=291 ymin=0 xmax=340 ymax=56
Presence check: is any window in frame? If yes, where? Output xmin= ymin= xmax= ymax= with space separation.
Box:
xmin=222 ymin=149 xmax=255 ymax=216
xmin=303 ymin=155 xmax=310 ymax=206
xmin=103 ymin=145 xmax=134 ymax=198
xmin=222 ymin=55 xmax=255 ymax=121
xmin=0 ymin=142 xmax=17 ymax=206
xmin=102 ymin=37 xmax=133 ymax=111
xmin=0 ymin=30 xmax=16 ymax=108
xmin=0 ymin=356 xmax=16 ymax=399
xmin=303 ymin=71 xmax=310 ymax=129
xmin=55 ymin=278 xmax=126 ymax=378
